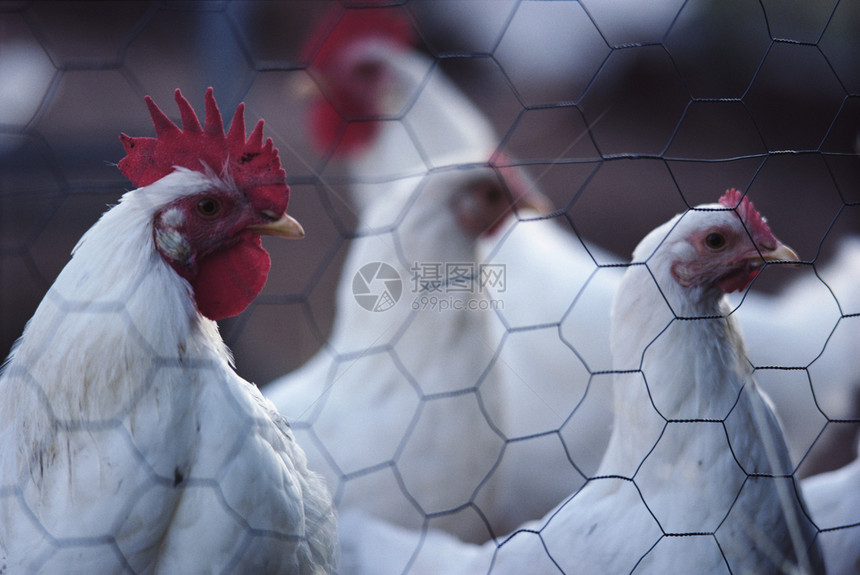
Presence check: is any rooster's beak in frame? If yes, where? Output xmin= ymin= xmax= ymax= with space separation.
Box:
xmin=249 ymin=213 xmax=305 ymax=239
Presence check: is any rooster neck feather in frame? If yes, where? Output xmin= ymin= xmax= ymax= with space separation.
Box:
xmin=0 ymin=170 xmax=233 ymax=441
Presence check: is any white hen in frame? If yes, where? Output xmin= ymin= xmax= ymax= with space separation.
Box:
xmin=0 ymin=89 xmax=335 ymax=573
xmin=265 ymin=7 xmax=548 ymax=543
xmin=338 ymin=189 xmax=825 ymax=575
xmin=483 ymin=209 xmax=860 ymax=475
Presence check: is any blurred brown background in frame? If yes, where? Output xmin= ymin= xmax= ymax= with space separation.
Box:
xmin=1 ymin=0 xmax=858 ymax=393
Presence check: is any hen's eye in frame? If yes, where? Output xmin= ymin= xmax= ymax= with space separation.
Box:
xmin=354 ymin=61 xmax=382 ymax=82
xmin=705 ymin=232 xmax=727 ymax=250
xmin=196 ymin=198 xmax=221 ymax=219
xmin=481 ymin=184 xmax=503 ymax=204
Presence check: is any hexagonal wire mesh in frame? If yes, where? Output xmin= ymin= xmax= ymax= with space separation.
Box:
xmin=0 ymin=0 xmax=858 ymax=573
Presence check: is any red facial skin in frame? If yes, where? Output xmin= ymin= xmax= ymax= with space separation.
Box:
xmin=670 ymin=225 xmax=758 ymax=293
xmin=668 ymin=189 xmax=796 ymax=295
xmin=305 ymin=7 xmax=415 ymax=157
xmin=153 ymin=187 xmax=286 ymax=321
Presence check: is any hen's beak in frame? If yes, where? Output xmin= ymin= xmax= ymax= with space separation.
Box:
xmin=288 ymin=72 xmax=322 ymax=101
xmin=517 ymin=187 xmax=554 ymax=215
xmin=761 ymin=241 xmax=800 ymax=264
xmin=249 ymin=213 xmax=305 ymax=239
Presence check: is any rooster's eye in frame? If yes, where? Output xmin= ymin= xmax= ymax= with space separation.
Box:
xmin=196 ymin=198 xmax=221 ymax=219
xmin=705 ymin=232 xmax=727 ymax=251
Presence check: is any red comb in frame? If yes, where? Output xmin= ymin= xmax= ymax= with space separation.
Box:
xmin=304 ymin=5 xmax=416 ymax=71
xmin=118 ymin=88 xmax=288 ymax=209
xmin=718 ymin=188 xmax=774 ymax=242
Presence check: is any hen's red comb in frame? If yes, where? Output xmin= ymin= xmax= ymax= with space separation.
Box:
xmin=118 ymin=88 xmax=287 ymax=207
xmin=718 ymin=188 xmax=774 ymax=242
xmin=304 ymin=5 xmax=416 ymax=71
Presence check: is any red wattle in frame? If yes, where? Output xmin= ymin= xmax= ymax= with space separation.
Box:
xmin=191 ymin=235 xmax=271 ymax=320
xmin=717 ymin=267 xmax=760 ymax=294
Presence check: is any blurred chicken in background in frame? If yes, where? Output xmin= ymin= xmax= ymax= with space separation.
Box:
xmin=265 ymin=7 xmax=553 ymax=542
xmin=266 ymin=2 xmax=860 ymax=545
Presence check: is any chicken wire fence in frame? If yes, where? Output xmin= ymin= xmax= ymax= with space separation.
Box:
xmin=0 ymin=0 xmax=858 ymax=572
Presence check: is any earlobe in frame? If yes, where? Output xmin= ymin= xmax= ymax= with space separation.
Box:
xmin=155 ymin=227 xmax=190 ymax=261
xmin=154 ymin=226 xmax=195 ymax=280
xmin=670 ymin=261 xmax=695 ymax=287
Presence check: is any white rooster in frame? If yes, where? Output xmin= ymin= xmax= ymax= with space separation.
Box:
xmin=265 ymin=7 xmax=549 ymax=543
xmin=338 ymin=189 xmax=825 ymax=575
xmin=0 ymin=89 xmax=336 ymax=573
